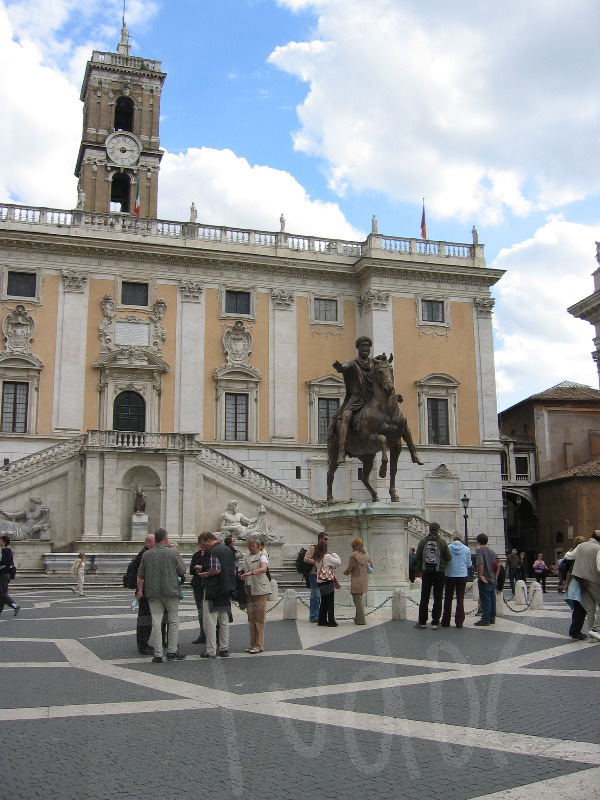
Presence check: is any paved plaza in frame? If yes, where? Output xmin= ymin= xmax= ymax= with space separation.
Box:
xmin=1 ymin=587 xmax=599 ymax=800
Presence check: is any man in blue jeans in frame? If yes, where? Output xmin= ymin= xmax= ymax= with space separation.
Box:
xmin=474 ymin=533 xmax=498 ymax=627
xmin=304 ymin=531 xmax=328 ymax=623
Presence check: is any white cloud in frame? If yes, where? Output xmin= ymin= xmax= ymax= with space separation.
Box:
xmin=493 ymin=216 xmax=600 ymax=410
xmin=159 ymin=148 xmax=362 ymax=240
xmin=271 ymin=0 xmax=600 ymax=223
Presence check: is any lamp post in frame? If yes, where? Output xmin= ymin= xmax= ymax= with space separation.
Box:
xmin=461 ymin=493 xmax=470 ymax=548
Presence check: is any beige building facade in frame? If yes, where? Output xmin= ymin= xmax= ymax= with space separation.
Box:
xmin=0 ymin=29 xmax=506 ymax=564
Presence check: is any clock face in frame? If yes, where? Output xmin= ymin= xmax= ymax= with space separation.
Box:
xmin=106 ymin=133 xmax=141 ymax=166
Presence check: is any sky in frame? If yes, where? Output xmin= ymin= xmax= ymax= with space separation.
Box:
xmin=1 ymin=0 xmax=599 ymax=412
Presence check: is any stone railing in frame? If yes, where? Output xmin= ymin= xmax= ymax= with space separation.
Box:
xmin=0 ymin=436 xmax=86 ymax=483
xmin=85 ymin=430 xmax=202 ymax=450
xmin=0 ymin=202 xmax=483 ymax=266
xmin=197 ymin=444 xmax=325 ymax=515
xmin=91 ymin=51 xmax=162 ymax=71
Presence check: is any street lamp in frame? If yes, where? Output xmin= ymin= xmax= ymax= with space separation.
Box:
xmin=461 ymin=493 xmax=470 ymax=548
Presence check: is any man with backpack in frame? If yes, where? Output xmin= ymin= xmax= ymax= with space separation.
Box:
xmin=414 ymin=522 xmax=451 ymax=629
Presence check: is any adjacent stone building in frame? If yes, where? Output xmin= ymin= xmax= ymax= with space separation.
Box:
xmin=0 ymin=26 xmax=506 ymax=567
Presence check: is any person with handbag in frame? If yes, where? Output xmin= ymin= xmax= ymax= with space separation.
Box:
xmin=238 ymin=536 xmax=271 ymax=653
xmin=533 ymin=553 xmax=549 ymax=593
xmin=315 ymin=539 xmax=341 ymax=627
xmin=343 ymin=537 xmax=372 ymax=625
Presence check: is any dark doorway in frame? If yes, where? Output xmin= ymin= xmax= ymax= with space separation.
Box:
xmin=113 ymin=391 xmax=145 ymax=432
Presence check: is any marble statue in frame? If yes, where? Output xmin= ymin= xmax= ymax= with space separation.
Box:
xmin=0 ymin=497 xmax=51 ymax=540
xmin=133 ymin=485 xmax=146 ymax=514
xmin=219 ymin=499 xmax=257 ymax=540
xmin=247 ymin=504 xmax=281 ymax=543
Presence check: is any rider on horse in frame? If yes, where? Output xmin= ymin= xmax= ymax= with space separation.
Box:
xmin=331 ymin=336 xmax=375 ymax=464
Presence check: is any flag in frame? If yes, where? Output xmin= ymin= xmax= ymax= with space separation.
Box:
xmin=420 ymin=200 xmax=426 ymax=240
xmin=134 ymin=177 xmax=141 ymax=217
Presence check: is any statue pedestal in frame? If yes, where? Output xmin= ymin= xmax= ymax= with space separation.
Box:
xmin=131 ymin=514 xmax=149 ymax=541
xmin=313 ymin=501 xmax=427 ymax=606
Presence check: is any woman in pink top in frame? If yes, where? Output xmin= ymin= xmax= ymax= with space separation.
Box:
xmin=532 ymin=553 xmax=549 ymax=593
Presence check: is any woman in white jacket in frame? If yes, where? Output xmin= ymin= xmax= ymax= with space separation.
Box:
xmin=315 ymin=539 xmax=341 ymax=627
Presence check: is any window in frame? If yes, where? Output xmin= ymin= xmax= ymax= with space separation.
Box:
xmin=113 ymin=391 xmax=145 ymax=432
xmin=318 ymin=397 xmax=339 ymax=443
xmin=422 ymin=300 xmax=444 ymax=323
xmin=121 ymin=282 xmax=149 ymax=307
xmin=225 ymin=393 xmax=248 ymax=441
xmin=7 ymin=272 xmax=36 ymax=298
xmin=515 ymin=456 xmax=529 ymax=481
xmin=225 ymin=291 xmax=250 ymax=316
xmin=416 ymin=373 xmax=459 ymax=446
xmin=314 ymin=298 xmax=338 ymax=322
xmin=114 ymin=96 xmax=134 ymax=132
xmin=427 ymin=398 xmax=449 ymax=445
xmin=1 ymin=382 xmax=28 ymax=433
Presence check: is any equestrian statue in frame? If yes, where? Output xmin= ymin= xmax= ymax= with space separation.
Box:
xmin=327 ymin=336 xmax=423 ymax=505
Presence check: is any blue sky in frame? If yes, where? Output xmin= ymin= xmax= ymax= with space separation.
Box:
xmin=1 ymin=0 xmax=599 ymax=412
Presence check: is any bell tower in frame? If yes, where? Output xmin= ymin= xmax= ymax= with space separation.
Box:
xmin=75 ymin=22 xmax=166 ymax=218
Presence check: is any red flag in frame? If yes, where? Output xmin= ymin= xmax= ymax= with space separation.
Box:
xmin=420 ymin=200 xmax=426 ymax=240
xmin=134 ymin=177 xmax=141 ymax=217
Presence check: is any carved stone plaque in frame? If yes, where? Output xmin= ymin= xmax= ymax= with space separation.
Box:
xmin=115 ymin=321 xmax=150 ymax=346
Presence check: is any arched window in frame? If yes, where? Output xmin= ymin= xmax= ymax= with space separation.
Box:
xmin=110 ymin=172 xmax=131 ymax=213
xmin=114 ymin=96 xmax=134 ymax=132
xmin=113 ymin=391 xmax=145 ymax=432
xmin=556 ymin=531 xmax=564 ymax=543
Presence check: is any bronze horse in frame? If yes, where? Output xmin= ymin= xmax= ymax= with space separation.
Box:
xmin=326 ymin=354 xmax=423 ymax=504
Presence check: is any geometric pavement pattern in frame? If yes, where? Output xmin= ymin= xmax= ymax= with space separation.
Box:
xmin=1 ymin=588 xmax=599 ymax=800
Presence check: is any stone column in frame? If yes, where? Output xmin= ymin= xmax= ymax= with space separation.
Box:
xmin=358 ymin=289 xmax=393 ymax=355
xmin=82 ymin=452 xmax=101 ymax=540
xmin=99 ymin=452 xmax=119 ymax=540
xmin=473 ymin=298 xmax=500 ymax=444
xmin=180 ymin=453 xmax=198 ymax=542
xmin=165 ymin=455 xmax=181 ymax=538
xmin=270 ymin=289 xmax=297 ymax=442
xmin=175 ymin=281 xmax=204 ymax=433
xmin=53 ymin=271 xmax=89 ymax=433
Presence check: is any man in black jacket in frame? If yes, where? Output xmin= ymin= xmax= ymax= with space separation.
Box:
xmin=0 ymin=535 xmax=20 ymax=616
xmin=195 ymin=532 xmax=236 ymax=658
xmin=133 ymin=533 xmax=155 ymax=654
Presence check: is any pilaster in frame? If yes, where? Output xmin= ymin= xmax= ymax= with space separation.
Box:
xmin=473 ymin=298 xmax=500 ymax=443
xmin=175 ymin=281 xmax=204 ymax=433
xmin=270 ymin=290 xmax=297 ymax=441
xmin=53 ymin=271 xmax=89 ymax=433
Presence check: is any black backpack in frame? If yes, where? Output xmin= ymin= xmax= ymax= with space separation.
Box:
xmin=123 ymin=557 xmax=139 ymax=590
xmin=295 ymin=547 xmax=313 ymax=576
xmin=423 ymin=538 xmax=441 ymax=572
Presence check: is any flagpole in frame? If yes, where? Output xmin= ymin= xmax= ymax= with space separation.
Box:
xmin=420 ymin=198 xmax=427 ymax=240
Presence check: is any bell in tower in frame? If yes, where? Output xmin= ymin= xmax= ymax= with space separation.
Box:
xmin=74 ymin=21 xmax=166 ymax=218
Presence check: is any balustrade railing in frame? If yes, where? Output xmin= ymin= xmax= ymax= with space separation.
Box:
xmin=0 ymin=436 xmax=86 ymax=481
xmin=85 ymin=430 xmax=201 ymax=450
xmin=197 ymin=444 xmax=325 ymax=514
xmin=0 ymin=201 xmax=479 ymax=264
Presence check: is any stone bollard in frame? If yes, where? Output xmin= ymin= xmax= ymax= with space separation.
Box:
xmin=413 ymin=577 xmax=422 ymax=590
xmin=392 ymin=588 xmax=407 ymax=620
xmin=514 ymin=580 xmax=528 ymax=605
xmin=529 ymin=581 xmax=544 ymax=610
xmin=471 ymin=579 xmax=479 ymax=604
xmin=269 ymin=578 xmax=279 ymax=603
xmin=282 ymin=588 xmax=297 ymax=620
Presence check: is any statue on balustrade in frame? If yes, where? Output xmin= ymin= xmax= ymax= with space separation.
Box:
xmin=0 ymin=497 xmax=51 ymax=540
xmin=327 ymin=337 xmax=423 ymax=504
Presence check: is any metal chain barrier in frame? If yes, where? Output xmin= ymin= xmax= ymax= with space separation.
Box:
xmin=501 ymin=592 xmax=534 ymax=613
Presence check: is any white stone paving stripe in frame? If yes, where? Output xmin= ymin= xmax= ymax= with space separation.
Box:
xmin=466 ymin=766 xmax=600 ymax=800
